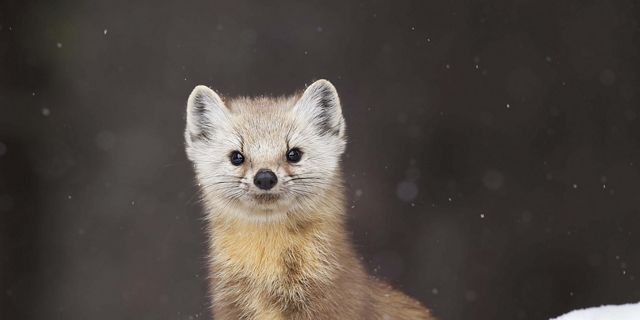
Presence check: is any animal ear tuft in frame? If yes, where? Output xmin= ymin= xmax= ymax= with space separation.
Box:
xmin=294 ymin=79 xmax=345 ymax=137
xmin=185 ymin=85 xmax=229 ymax=145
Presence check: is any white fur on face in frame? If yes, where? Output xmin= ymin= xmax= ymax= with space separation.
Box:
xmin=185 ymin=80 xmax=346 ymax=221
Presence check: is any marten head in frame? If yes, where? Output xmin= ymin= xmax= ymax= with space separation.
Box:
xmin=185 ymin=80 xmax=346 ymax=221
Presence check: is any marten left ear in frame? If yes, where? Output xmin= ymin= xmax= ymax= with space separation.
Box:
xmin=294 ymin=79 xmax=345 ymax=137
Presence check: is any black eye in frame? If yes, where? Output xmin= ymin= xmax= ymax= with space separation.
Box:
xmin=286 ymin=148 xmax=302 ymax=163
xmin=230 ymin=151 xmax=245 ymax=166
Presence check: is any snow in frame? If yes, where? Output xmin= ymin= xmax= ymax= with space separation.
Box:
xmin=482 ymin=169 xmax=504 ymax=190
xmin=396 ymin=181 xmax=418 ymax=202
xmin=551 ymin=303 xmax=640 ymax=320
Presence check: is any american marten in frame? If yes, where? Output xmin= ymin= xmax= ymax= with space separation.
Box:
xmin=184 ymin=80 xmax=435 ymax=319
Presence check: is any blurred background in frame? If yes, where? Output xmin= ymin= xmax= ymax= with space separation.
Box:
xmin=1 ymin=0 xmax=639 ymax=319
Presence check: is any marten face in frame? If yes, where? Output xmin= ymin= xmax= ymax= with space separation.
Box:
xmin=185 ymin=80 xmax=346 ymax=221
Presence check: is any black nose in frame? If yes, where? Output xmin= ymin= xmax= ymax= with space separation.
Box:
xmin=254 ymin=169 xmax=278 ymax=190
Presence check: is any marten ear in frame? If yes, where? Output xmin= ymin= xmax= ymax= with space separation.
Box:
xmin=185 ymin=85 xmax=230 ymax=146
xmin=294 ymin=79 xmax=345 ymax=137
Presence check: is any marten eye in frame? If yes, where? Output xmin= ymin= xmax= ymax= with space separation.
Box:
xmin=230 ymin=151 xmax=245 ymax=166
xmin=286 ymin=148 xmax=302 ymax=163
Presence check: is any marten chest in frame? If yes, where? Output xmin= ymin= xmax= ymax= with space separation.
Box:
xmin=211 ymin=226 xmax=333 ymax=317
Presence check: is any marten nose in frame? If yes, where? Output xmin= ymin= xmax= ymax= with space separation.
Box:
xmin=254 ymin=169 xmax=278 ymax=190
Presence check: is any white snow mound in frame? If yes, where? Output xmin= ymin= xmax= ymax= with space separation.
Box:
xmin=551 ymin=302 xmax=640 ymax=320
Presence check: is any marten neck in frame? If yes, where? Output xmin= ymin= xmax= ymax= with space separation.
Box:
xmin=206 ymin=185 xmax=352 ymax=277
xmin=204 ymin=183 xmax=369 ymax=318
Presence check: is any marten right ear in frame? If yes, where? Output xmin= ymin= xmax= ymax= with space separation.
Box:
xmin=185 ymin=85 xmax=230 ymax=146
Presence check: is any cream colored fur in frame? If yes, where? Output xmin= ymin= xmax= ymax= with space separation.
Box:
xmin=185 ymin=80 xmax=435 ymax=319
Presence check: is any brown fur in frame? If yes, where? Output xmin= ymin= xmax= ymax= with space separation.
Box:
xmin=185 ymin=81 xmax=436 ymax=319
xmin=205 ymin=180 xmax=435 ymax=319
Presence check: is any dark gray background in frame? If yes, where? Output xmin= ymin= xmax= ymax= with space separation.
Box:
xmin=1 ymin=0 xmax=639 ymax=319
